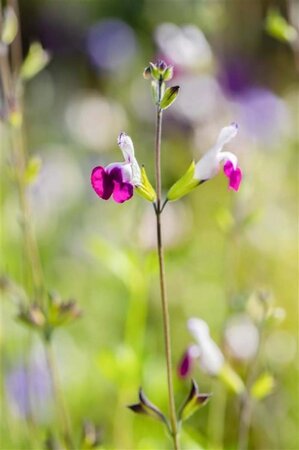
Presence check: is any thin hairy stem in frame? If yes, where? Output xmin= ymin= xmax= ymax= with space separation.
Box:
xmin=154 ymin=80 xmax=179 ymax=450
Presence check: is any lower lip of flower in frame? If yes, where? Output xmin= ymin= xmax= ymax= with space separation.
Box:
xmin=91 ymin=165 xmax=134 ymax=203
xmin=223 ymin=161 xmax=242 ymax=191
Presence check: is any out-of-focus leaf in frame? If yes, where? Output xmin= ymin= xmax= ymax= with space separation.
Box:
xmin=215 ymin=206 xmax=235 ymax=233
xmin=24 ymin=156 xmax=42 ymax=184
xmin=1 ymin=6 xmax=18 ymax=45
xmin=251 ymin=373 xmax=275 ymax=399
xmin=160 ymin=86 xmax=179 ymax=110
xmin=178 ymin=379 xmax=211 ymax=423
xmin=218 ymin=364 xmax=245 ymax=394
xmin=20 ymin=42 xmax=50 ymax=80
xmin=265 ymin=8 xmax=297 ymax=43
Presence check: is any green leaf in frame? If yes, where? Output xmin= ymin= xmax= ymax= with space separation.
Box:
xmin=265 ymin=8 xmax=297 ymax=43
xmin=24 ymin=156 xmax=42 ymax=184
xmin=136 ymin=166 xmax=156 ymax=202
xmin=251 ymin=373 xmax=275 ymax=399
xmin=1 ymin=6 xmax=18 ymax=45
xmin=167 ymin=161 xmax=199 ymax=201
xmin=20 ymin=42 xmax=50 ymax=80
xmin=178 ymin=379 xmax=211 ymax=423
xmin=160 ymin=86 xmax=180 ymax=110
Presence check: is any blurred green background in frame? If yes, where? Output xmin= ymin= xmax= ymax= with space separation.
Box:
xmin=1 ymin=0 xmax=298 ymax=449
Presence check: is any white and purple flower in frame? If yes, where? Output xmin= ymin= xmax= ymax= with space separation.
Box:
xmin=91 ymin=132 xmax=141 ymax=203
xmin=178 ymin=318 xmax=224 ymax=378
xmin=167 ymin=123 xmax=242 ymax=201
xmin=194 ymin=123 xmax=242 ymax=191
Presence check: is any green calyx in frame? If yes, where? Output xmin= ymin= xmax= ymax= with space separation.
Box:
xmin=136 ymin=166 xmax=157 ymax=202
xmin=167 ymin=161 xmax=199 ymax=201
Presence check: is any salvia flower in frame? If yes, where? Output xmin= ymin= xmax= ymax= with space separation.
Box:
xmin=179 ymin=318 xmax=224 ymax=377
xmin=179 ymin=318 xmax=245 ymax=394
xmin=91 ymin=132 xmax=141 ymax=203
xmin=167 ymin=123 xmax=242 ymax=201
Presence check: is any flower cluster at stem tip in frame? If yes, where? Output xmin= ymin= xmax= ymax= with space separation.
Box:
xmin=90 ymin=61 xmax=243 ymax=204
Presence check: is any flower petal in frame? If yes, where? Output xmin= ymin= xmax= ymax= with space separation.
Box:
xmin=216 ymin=123 xmax=238 ymax=148
xmin=178 ymin=345 xmax=200 ymax=378
xmin=109 ymin=166 xmax=134 ymax=203
xmin=112 ymin=182 xmax=133 ymax=203
xmin=117 ymin=132 xmax=135 ymax=163
xmin=91 ymin=166 xmax=114 ymax=200
xmin=223 ymin=162 xmax=242 ymax=191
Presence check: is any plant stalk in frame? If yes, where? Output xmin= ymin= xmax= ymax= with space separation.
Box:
xmin=45 ymin=340 xmax=73 ymax=450
xmin=154 ymin=80 xmax=180 ymax=450
xmin=1 ymin=3 xmax=73 ymax=447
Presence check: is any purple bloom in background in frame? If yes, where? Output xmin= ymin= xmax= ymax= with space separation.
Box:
xmin=218 ymin=57 xmax=290 ymax=144
xmin=5 ymin=350 xmax=51 ymax=422
xmin=234 ymin=87 xmax=290 ymax=143
xmin=86 ymin=19 xmax=137 ymax=72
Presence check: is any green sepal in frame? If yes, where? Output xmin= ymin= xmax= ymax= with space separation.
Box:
xmin=1 ymin=6 xmax=18 ymax=45
xmin=149 ymin=62 xmax=161 ymax=80
xmin=250 ymin=372 xmax=275 ymax=400
xmin=160 ymin=86 xmax=179 ymax=110
xmin=178 ymin=379 xmax=211 ymax=423
xmin=167 ymin=161 xmax=199 ymax=201
xmin=20 ymin=42 xmax=50 ymax=80
xmin=218 ymin=363 xmax=245 ymax=394
xmin=128 ymin=388 xmax=170 ymax=431
xmin=136 ymin=166 xmax=157 ymax=202
xmin=163 ymin=66 xmax=173 ymax=81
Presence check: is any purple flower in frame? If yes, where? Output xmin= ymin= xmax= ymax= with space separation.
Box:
xmin=91 ymin=133 xmax=141 ymax=203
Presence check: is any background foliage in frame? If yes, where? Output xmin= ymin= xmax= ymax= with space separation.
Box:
xmin=1 ymin=0 xmax=298 ymax=449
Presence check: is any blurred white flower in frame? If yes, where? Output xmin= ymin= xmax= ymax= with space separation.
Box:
xmin=187 ymin=318 xmax=224 ymax=376
xmin=28 ymin=148 xmax=83 ymax=231
xmin=171 ymin=75 xmax=226 ymax=124
xmin=154 ymin=23 xmax=213 ymax=70
xmin=224 ymin=314 xmax=259 ymax=361
xmin=65 ymin=92 xmax=127 ymax=151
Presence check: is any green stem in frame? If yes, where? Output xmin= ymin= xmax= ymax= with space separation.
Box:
xmin=1 ymin=3 xmax=72 ymax=447
xmin=45 ymin=340 xmax=73 ymax=450
xmin=154 ymin=81 xmax=179 ymax=450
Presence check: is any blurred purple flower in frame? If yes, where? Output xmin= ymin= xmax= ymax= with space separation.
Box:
xmin=218 ymin=57 xmax=254 ymax=96
xmin=86 ymin=19 xmax=137 ymax=72
xmin=5 ymin=351 xmax=51 ymax=422
xmin=233 ymin=87 xmax=290 ymax=143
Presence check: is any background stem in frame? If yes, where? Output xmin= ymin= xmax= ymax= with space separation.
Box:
xmin=154 ymin=80 xmax=179 ymax=450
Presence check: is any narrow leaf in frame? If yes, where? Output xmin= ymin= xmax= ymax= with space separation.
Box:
xmin=160 ymin=86 xmax=179 ymax=110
